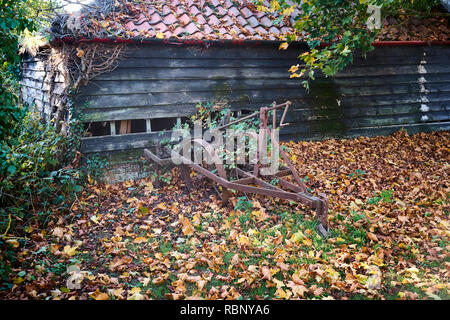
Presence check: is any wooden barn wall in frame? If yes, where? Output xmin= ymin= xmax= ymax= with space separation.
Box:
xmin=21 ymin=53 xmax=53 ymax=119
xmin=21 ymin=51 xmax=67 ymax=122
xmin=75 ymin=44 xmax=450 ymax=153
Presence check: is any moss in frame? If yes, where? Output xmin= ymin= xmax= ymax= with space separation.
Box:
xmin=238 ymin=93 xmax=250 ymax=108
xmin=211 ymin=82 xmax=232 ymax=100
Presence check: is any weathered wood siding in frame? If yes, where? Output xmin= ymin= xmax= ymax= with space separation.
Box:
xmin=75 ymin=43 xmax=450 ymax=153
xmin=21 ymin=50 xmax=68 ymax=122
xmin=21 ymin=53 xmax=53 ymax=119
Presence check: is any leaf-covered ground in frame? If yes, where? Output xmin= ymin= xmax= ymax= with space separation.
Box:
xmin=1 ymin=130 xmax=448 ymax=300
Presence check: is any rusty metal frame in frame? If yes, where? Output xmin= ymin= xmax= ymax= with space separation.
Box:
xmin=144 ymin=101 xmax=329 ymax=236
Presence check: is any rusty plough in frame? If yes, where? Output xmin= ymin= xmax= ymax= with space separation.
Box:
xmin=144 ymin=101 xmax=330 ymax=236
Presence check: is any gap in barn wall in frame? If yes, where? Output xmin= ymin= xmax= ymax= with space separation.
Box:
xmin=84 ymin=122 xmax=111 ymax=137
xmin=151 ymin=117 xmax=178 ymax=131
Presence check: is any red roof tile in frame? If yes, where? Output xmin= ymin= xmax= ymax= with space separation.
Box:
xmin=72 ymin=0 xmax=298 ymax=41
xmin=59 ymin=0 xmax=449 ymax=42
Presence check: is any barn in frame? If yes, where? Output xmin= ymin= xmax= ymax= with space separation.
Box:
xmin=20 ymin=0 xmax=450 ymax=181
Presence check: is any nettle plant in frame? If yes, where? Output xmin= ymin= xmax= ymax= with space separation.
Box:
xmin=254 ymin=0 xmax=442 ymax=89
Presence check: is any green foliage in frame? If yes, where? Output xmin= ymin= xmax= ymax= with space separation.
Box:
xmin=366 ymin=189 xmax=394 ymax=204
xmin=0 ymin=0 xmax=37 ymax=142
xmin=234 ymin=196 xmax=253 ymax=213
xmin=348 ymin=169 xmax=366 ymax=179
xmin=1 ymin=0 xmax=58 ymax=143
xmin=170 ymin=101 xmax=274 ymax=171
xmin=255 ymin=0 xmax=443 ymax=88
xmin=0 ymin=112 xmax=84 ymax=235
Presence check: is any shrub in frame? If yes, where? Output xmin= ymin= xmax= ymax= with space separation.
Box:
xmin=0 ymin=111 xmax=83 ymax=236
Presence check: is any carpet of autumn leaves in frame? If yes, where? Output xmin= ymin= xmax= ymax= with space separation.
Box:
xmin=0 ymin=130 xmax=448 ymax=300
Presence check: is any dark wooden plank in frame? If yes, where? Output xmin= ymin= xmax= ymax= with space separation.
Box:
xmin=337 ymin=64 xmax=450 ymax=77
xmin=79 ymin=78 xmax=450 ymax=98
xmin=126 ymin=44 xmax=305 ymax=60
xmin=333 ymin=73 xmax=450 ymax=86
xmin=339 ymin=82 xmax=450 ymax=96
xmin=118 ymin=57 xmax=298 ymax=69
xmin=79 ymin=78 xmax=308 ymax=96
xmin=76 ymin=87 xmax=312 ymax=109
xmin=94 ymin=66 xmax=295 ymax=81
xmin=81 ymin=99 xmax=448 ymax=122
xmin=81 ymin=131 xmax=174 ymax=153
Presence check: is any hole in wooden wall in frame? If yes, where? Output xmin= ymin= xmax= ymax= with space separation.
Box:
xmin=130 ymin=119 xmax=146 ymax=133
xmin=151 ymin=118 xmax=177 ymax=131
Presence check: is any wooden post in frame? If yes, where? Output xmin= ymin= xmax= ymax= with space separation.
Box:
xmin=110 ymin=121 xmax=116 ymax=135
xmin=119 ymin=120 xmax=131 ymax=134
xmin=146 ymin=119 xmax=152 ymax=133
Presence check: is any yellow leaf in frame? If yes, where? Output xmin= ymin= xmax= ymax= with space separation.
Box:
xmin=238 ymin=235 xmax=251 ymax=247
xmin=76 ymin=48 xmax=84 ymax=58
xmin=275 ymin=287 xmax=291 ymax=299
xmin=272 ymin=278 xmax=285 ymax=289
xmin=141 ymin=277 xmax=151 ymax=286
xmin=133 ymin=237 xmax=148 ymax=244
xmin=94 ymin=293 xmax=109 ymax=300
xmin=113 ymin=288 xmax=124 ymax=297
xmin=129 ymin=287 xmax=141 ymax=294
xmin=146 ymin=182 xmax=154 ymax=192
xmin=63 ymin=245 xmax=78 ymax=256
xmin=407 ymin=267 xmax=419 ymax=274
xmin=372 ymin=257 xmax=385 ymax=267
xmin=90 ymin=215 xmax=100 ymax=224
xmin=288 ymin=64 xmax=299 ymax=73
xmin=13 ymin=277 xmax=24 ymax=284
xmin=128 ymin=292 xmax=144 ymax=300
xmin=282 ymin=6 xmax=295 ymax=15
xmin=289 ymin=73 xmax=300 ymax=78
xmin=156 ymin=202 xmax=167 ymax=210
xmin=290 ymin=231 xmax=304 ymax=243
xmin=367 ymin=232 xmax=378 ymax=242
xmin=302 ymin=238 xmax=312 ymax=246
xmin=398 ymin=242 xmax=407 ymax=249
xmin=278 ymin=42 xmax=289 ymax=50
xmin=6 ymin=239 xmax=20 ymax=248
xmin=156 ymin=32 xmax=164 ymax=39
xmin=181 ymin=216 xmax=194 ymax=236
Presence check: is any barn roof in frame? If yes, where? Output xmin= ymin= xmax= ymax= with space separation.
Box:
xmin=56 ymin=0 xmax=300 ymax=41
xmin=121 ymin=0 xmax=297 ymax=40
xmin=53 ymin=0 xmax=449 ymax=43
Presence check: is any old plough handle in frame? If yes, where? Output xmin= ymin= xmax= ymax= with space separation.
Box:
xmin=265 ymin=101 xmax=291 ymax=128
xmin=279 ymin=101 xmax=291 ymax=127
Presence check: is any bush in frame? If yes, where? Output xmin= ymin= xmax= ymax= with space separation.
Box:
xmin=0 ymin=111 xmax=83 ymax=236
